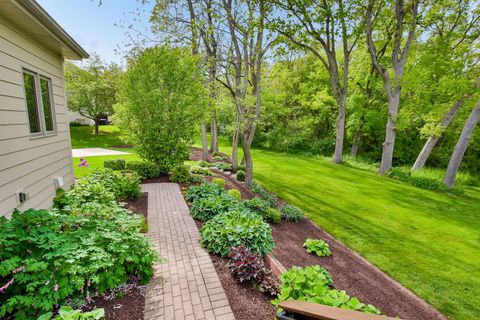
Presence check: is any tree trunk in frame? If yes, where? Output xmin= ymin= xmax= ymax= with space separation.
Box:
xmin=231 ymin=114 xmax=240 ymax=171
xmin=378 ymin=89 xmax=401 ymax=175
xmin=443 ymin=101 xmax=480 ymax=188
xmin=243 ymin=140 xmax=253 ymax=188
xmin=333 ymin=99 xmax=346 ymax=164
xmin=200 ymin=123 xmax=209 ymax=160
xmin=351 ymin=131 xmax=361 ymax=158
xmin=412 ymin=98 xmax=465 ymax=171
xmin=94 ymin=119 xmax=100 ymax=135
xmin=210 ymin=112 xmax=219 ymax=152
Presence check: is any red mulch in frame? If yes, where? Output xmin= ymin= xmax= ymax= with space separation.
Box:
xmin=213 ymin=171 xmax=446 ymax=320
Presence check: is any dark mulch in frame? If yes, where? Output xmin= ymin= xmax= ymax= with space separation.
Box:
xmin=82 ymin=277 xmax=145 ymax=320
xmin=216 ymin=172 xmax=446 ymax=320
xmin=142 ymin=174 xmax=171 ymax=184
xmin=125 ymin=192 xmax=148 ymax=219
xmin=193 ymin=220 xmax=277 ymax=320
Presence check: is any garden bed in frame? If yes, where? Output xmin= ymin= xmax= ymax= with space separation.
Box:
xmin=211 ymin=170 xmax=446 ymax=320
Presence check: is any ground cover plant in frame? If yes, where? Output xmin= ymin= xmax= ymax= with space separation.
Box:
xmin=170 ymin=164 xmax=191 ymax=183
xmin=200 ymin=210 xmax=275 ymax=257
xmin=38 ymin=306 xmax=105 ymax=320
xmin=272 ymin=266 xmax=380 ymax=315
xmin=236 ymin=170 xmax=246 ymax=181
xmin=304 ymin=238 xmax=332 ymax=257
xmin=279 ymin=204 xmax=304 ymax=222
xmin=190 ymin=193 xmax=242 ymax=222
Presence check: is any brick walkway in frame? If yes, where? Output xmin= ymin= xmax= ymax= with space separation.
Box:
xmin=142 ymin=183 xmax=235 ymax=320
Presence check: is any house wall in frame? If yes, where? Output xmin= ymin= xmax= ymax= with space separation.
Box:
xmin=0 ymin=18 xmax=75 ymax=218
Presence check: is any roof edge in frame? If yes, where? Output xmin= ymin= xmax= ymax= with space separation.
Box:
xmin=15 ymin=0 xmax=89 ymax=59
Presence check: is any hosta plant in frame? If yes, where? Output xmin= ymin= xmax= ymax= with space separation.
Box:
xmin=251 ymin=181 xmax=277 ymax=207
xmin=190 ymin=193 xmax=242 ymax=221
xmin=190 ymin=166 xmax=212 ymax=176
xmin=185 ymin=182 xmax=225 ymax=203
xmin=228 ymin=189 xmax=241 ymax=200
xmin=38 ymin=307 xmax=105 ymax=320
xmin=200 ymin=210 xmax=275 ymax=257
xmin=273 ymin=265 xmax=380 ymax=315
xmin=304 ymin=238 xmax=332 ymax=257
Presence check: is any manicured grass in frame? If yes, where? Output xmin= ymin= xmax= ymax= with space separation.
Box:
xmin=72 ymin=154 xmax=140 ymax=178
xmin=69 ymin=125 xmax=126 ymax=149
xmin=198 ymin=137 xmax=480 ymax=320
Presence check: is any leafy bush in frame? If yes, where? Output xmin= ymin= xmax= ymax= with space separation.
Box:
xmin=115 ymin=46 xmax=206 ymax=171
xmin=103 ymin=158 xmax=126 ymax=171
xmin=190 ymin=174 xmax=204 ymax=184
xmin=251 ymin=181 xmax=277 ymax=207
xmin=304 ymin=238 xmax=331 ymax=257
xmin=228 ymin=189 xmax=241 ymax=200
xmin=273 ymin=266 xmax=380 ymax=315
xmin=190 ymin=193 xmax=241 ymax=221
xmin=266 ymin=208 xmax=281 ymax=224
xmin=197 ymin=160 xmax=210 ymax=168
xmin=0 ymin=209 xmax=158 ymax=318
xmin=236 ymin=170 xmax=246 ymax=181
xmin=214 ymin=162 xmax=232 ymax=171
xmin=212 ymin=177 xmax=226 ymax=187
xmin=126 ymin=161 xmax=161 ymax=179
xmin=280 ymin=204 xmax=304 ymax=222
xmin=227 ymin=246 xmax=279 ymax=296
xmin=185 ymin=182 xmax=226 ymax=203
xmin=190 ymin=166 xmax=212 ymax=176
xmin=170 ymin=164 xmax=191 ymax=183
xmin=212 ymin=151 xmax=223 ymax=157
xmin=200 ymin=210 xmax=275 ymax=257
xmin=212 ymin=155 xmax=223 ymax=161
xmin=38 ymin=307 xmax=105 ymax=320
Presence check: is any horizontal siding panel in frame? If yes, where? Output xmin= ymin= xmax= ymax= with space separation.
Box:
xmin=0 ymin=64 xmax=21 ymax=83
xmin=0 ymin=79 xmax=23 ymax=98
xmin=0 ymin=123 xmax=29 ymax=140
xmin=0 ymin=94 xmax=25 ymax=112
xmin=0 ymin=110 xmax=28 ymax=125
xmin=0 ymin=139 xmax=70 ymax=171
xmin=0 ymin=132 xmax=69 ymax=155
xmin=0 ymin=19 xmax=62 ymax=72
xmin=0 ymin=150 xmax=72 ymax=197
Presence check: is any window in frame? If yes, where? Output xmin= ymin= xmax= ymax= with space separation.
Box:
xmin=22 ymin=70 xmax=56 ymax=136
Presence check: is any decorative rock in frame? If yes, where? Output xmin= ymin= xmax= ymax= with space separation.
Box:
xmin=224 ymin=171 xmax=232 ymax=176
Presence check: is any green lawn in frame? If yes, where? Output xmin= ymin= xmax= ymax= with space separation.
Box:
xmin=197 ymin=137 xmax=480 ymax=320
xmin=73 ymin=128 xmax=479 ymax=319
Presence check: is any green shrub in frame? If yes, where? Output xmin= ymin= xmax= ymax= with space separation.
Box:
xmin=0 ymin=209 xmax=159 ymax=318
xmin=238 ymin=164 xmax=246 ymax=172
xmin=200 ymin=210 xmax=275 ymax=256
xmin=81 ymin=169 xmax=140 ymax=201
xmin=185 ymin=182 xmax=226 ymax=203
xmin=243 ymin=197 xmax=270 ymax=218
xmin=213 ymin=155 xmax=223 ymax=161
xmin=170 ymin=164 xmax=191 ymax=183
xmin=126 ymin=161 xmax=161 ymax=179
xmin=38 ymin=307 xmax=105 ymax=320
xmin=190 ymin=166 xmax=212 ymax=176
xmin=266 ymin=208 xmax=281 ymax=224
xmin=304 ymin=238 xmax=331 ymax=257
xmin=191 ymin=193 xmax=241 ymax=221
xmin=212 ymin=177 xmax=226 ymax=187
xmin=197 ymin=160 xmax=210 ymax=168
xmin=190 ymin=174 xmax=204 ymax=184
xmin=228 ymin=189 xmax=242 ymax=200
xmin=103 ymin=158 xmax=126 ymax=171
xmin=213 ymin=162 xmax=232 ymax=171
xmin=272 ymin=266 xmax=380 ymax=315
xmin=280 ymin=204 xmax=304 ymax=222
xmin=236 ymin=170 xmax=246 ymax=182
xmin=251 ymin=181 xmax=277 ymax=207
xmin=212 ymin=151 xmax=222 ymax=157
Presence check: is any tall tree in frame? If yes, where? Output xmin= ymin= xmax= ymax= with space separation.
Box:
xmin=366 ymin=0 xmax=420 ymax=175
xmin=65 ymin=54 xmax=121 ymax=134
xmin=444 ymin=100 xmax=480 ymax=187
xmin=269 ymin=0 xmax=363 ymax=164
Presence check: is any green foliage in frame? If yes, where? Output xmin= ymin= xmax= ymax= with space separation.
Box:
xmin=386 ymin=167 xmax=452 ymax=193
xmin=115 ymin=46 xmax=206 ymax=171
xmin=38 ymin=307 xmax=105 ymax=320
xmin=266 ymin=208 xmax=282 ymax=224
xmin=251 ymin=181 xmax=277 ymax=207
xmin=126 ymin=161 xmax=161 ymax=179
xmin=191 ymin=193 xmax=242 ymax=222
xmin=103 ymin=158 xmax=126 ymax=171
xmin=185 ymin=182 xmax=226 ymax=203
xmin=214 ymin=162 xmax=232 ymax=171
xmin=170 ymin=164 xmax=191 ymax=183
xmin=190 ymin=166 xmax=212 ymax=176
xmin=190 ymin=174 xmax=205 ymax=184
xmin=200 ymin=210 xmax=275 ymax=257
xmin=228 ymin=189 xmax=242 ymax=200
xmin=212 ymin=151 xmax=223 ymax=157
xmin=197 ymin=160 xmax=211 ymax=167
xmin=0 ymin=209 xmax=158 ymax=318
xmin=212 ymin=178 xmax=226 ymax=187
xmin=212 ymin=155 xmax=223 ymax=161
xmin=243 ymin=197 xmax=270 ymax=217
xmin=272 ymin=266 xmax=380 ymax=315
xmin=236 ymin=170 xmax=246 ymax=181
xmin=81 ymin=169 xmax=141 ymax=201
xmin=304 ymin=238 xmax=331 ymax=257
xmin=279 ymin=204 xmax=304 ymax=222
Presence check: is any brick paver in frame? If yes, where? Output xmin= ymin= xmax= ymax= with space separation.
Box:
xmin=143 ymin=183 xmax=235 ymax=320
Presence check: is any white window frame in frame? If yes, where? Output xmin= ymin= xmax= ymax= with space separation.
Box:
xmin=22 ymin=69 xmax=57 ymax=138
